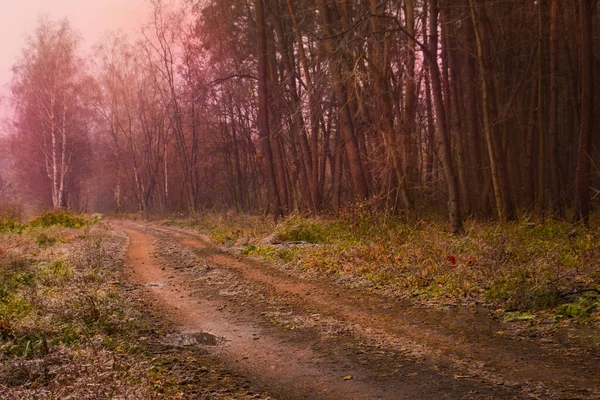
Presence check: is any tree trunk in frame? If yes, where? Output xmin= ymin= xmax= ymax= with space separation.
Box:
xmin=316 ymin=0 xmax=369 ymax=201
xmin=369 ymin=0 xmax=411 ymax=213
xmin=404 ymin=0 xmax=418 ymax=191
xmin=538 ymin=0 xmax=547 ymax=219
xmin=255 ymin=0 xmax=283 ymax=219
xmin=470 ymin=0 xmax=506 ymax=222
xmin=573 ymin=0 xmax=593 ymax=225
xmin=548 ymin=0 xmax=564 ymax=217
xmin=427 ymin=0 xmax=463 ymax=233
xmin=285 ymin=0 xmax=323 ymax=212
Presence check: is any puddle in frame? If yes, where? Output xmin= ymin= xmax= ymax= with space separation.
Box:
xmin=162 ymin=331 xmax=221 ymax=347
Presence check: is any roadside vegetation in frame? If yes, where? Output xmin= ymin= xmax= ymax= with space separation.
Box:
xmin=167 ymin=210 xmax=600 ymax=327
xmin=0 ymin=211 xmax=159 ymax=398
xmin=0 ymin=211 xmax=258 ymax=399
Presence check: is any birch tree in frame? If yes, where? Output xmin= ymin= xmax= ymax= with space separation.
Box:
xmin=11 ymin=18 xmax=90 ymax=210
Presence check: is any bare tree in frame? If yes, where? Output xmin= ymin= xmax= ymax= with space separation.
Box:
xmin=10 ymin=18 xmax=91 ymax=210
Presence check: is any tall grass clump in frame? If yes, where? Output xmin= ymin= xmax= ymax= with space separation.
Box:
xmin=28 ymin=210 xmax=96 ymax=229
xmin=0 ymin=216 xmax=23 ymax=233
xmin=275 ymin=216 xmax=325 ymax=243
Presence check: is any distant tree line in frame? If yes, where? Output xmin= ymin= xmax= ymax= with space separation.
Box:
xmin=4 ymin=0 xmax=599 ymax=230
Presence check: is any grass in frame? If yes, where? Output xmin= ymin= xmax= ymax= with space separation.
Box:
xmin=176 ymin=210 xmax=600 ymax=325
xmin=165 ymin=212 xmax=277 ymax=244
xmin=28 ymin=210 xmax=97 ymax=229
xmin=0 ymin=210 xmax=96 ymax=235
xmin=0 ymin=217 xmax=23 ymax=233
xmin=1 ymin=210 xmax=265 ymax=399
xmin=0 ymin=216 xmax=177 ymax=398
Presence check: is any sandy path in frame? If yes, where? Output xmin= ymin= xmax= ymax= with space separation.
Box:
xmin=114 ymin=220 xmax=600 ymax=399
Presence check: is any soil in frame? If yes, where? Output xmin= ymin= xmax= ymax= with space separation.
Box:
xmin=112 ymin=220 xmax=600 ymax=400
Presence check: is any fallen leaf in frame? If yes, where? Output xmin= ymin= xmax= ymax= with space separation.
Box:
xmin=343 ymin=375 xmax=353 ymax=381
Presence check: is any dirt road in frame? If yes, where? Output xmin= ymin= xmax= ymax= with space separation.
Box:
xmin=113 ymin=220 xmax=600 ymax=399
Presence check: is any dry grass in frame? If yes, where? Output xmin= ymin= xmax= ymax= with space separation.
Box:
xmin=178 ymin=211 xmax=600 ymax=324
xmin=1 ymin=216 xmax=270 ymax=399
xmin=0 ymin=223 xmax=172 ymax=399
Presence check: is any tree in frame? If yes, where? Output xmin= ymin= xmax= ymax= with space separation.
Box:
xmin=256 ymin=0 xmax=283 ymax=219
xmin=10 ymin=18 xmax=91 ymax=210
xmin=316 ymin=0 xmax=370 ymax=201
xmin=6 ymin=0 xmax=593 ymax=227
xmin=573 ymin=0 xmax=594 ymax=225
xmin=426 ymin=0 xmax=463 ymax=233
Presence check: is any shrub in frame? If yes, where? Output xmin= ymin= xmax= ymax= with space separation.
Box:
xmin=276 ymin=217 xmax=324 ymax=243
xmin=0 ymin=216 xmax=23 ymax=233
xmin=29 ymin=210 xmax=95 ymax=229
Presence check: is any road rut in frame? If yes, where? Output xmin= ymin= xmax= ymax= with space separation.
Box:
xmin=114 ymin=220 xmax=600 ymax=399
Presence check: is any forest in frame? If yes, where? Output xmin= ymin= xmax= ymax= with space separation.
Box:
xmin=0 ymin=0 xmax=598 ymax=232
xmin=1 ymin=1 xmax=600 ymax=398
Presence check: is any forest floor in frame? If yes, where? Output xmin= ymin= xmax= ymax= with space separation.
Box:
xmin=112 ymin=218 xmax=599 ymax=399
xmin=2 ymin=214 xmax=599 ymax=399
xmin=0 ymin=216 xmax=268 ymax=399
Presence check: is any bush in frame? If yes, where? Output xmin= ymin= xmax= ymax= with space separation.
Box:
xmin=0 ymin=217 xmax=23 ymax=233
xmin=29 ymin=210 xmax=95 ymax=229
xmin=276 ymin=217 xmax=324 ymax=243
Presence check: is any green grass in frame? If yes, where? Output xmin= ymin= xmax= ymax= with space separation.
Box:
xmin=28 ymin=210 xmax=97 ymax=229
xmin=556 ymin=292 xmax=600 ymax=322
xmin=241 ymin=244 xmax=300 ymax=263
xmin=1 ymin=210 xmax=97 ymax=236
xmin=275 ymin=216 xmax=325 ymax=243
xmin=0 ymin=216 xmax=24 ymax=233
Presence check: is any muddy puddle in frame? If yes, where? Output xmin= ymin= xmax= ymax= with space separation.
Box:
xmin=162 ymin=331 xmax=222 ymax=347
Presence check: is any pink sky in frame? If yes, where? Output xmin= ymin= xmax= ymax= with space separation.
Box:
xmin=0 ymin=0 xmax=152 ymax=119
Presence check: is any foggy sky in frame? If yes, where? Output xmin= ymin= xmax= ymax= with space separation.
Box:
xmin=0 ymin=0 xmax=152 ymax=120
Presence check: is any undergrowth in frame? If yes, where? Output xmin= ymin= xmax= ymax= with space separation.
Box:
xmin=0 ymin=221 xmax=179 ymax=398
xmin=178 ymin=210 xmax=600 ymax=325
xmin=28 ymin=210 xmax=97 ymax=229
xmin=1 ymin=210 xmax=96 ymax=235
